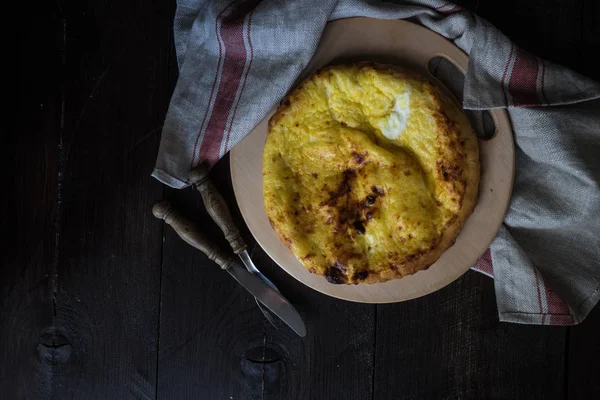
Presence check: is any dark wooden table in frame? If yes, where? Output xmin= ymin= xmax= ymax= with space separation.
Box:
xmin=5 ymin=1 xmax=600 ymax=399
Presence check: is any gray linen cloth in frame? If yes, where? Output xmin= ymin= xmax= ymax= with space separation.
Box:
xmin=153 ymin=0 xmax=600 ymax=325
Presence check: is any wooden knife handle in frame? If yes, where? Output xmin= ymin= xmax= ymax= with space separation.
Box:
xmin=152 ymin=201 xmax=234 ymax=270
xmin=189 ymin=164 xmax=247 ymax=254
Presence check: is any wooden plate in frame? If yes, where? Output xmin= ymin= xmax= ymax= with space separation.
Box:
xmin=230 ymin=18 xmax=514 ymax=303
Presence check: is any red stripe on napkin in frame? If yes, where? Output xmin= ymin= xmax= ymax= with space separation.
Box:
xmin=198 ymin=0 xmax=261 ymax=167
xmin=439 ymin=5 xmax=465 ymax=15
xmin=190 ymin=1 xmax=236 ymax=172
xmin=508 ymin=48 xmax=541 ymax=106
xmin=472 ymin=248 xmax=494 ymax=277
xmin=224 ymin=9 xmax=256 ymax=151
xmin=434 ymin=3 xmax=461 ymax=14
xmin=540 ymin=59 xmax=548 ymax=104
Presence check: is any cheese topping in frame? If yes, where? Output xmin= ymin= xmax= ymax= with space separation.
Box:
xmin=378 ymin=87 xmax=411 ymax=140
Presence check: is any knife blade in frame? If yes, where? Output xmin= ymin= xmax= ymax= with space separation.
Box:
xmin=238 ymin=250 xmax=279 ymax=291
xmin=226 ymin=261 xmax=306 ymax=337
xmin=152 ymin=201 xmax=306 ymax=337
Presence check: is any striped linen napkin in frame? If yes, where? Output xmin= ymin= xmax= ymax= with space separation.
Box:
xmin=153 ymin=0 xmax=600 ymax=325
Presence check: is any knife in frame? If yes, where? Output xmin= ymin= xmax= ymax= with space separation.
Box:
xmin=152 ymin=201 xmax=306 ymax=337
xmin=189 ymin=165 xmax=282 ymax=324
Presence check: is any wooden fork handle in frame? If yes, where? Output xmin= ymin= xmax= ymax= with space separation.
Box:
xmin=152 ymin=201 xmax=234 ymax=270
xmin=189 ymin=164 xmax=247 ymax=254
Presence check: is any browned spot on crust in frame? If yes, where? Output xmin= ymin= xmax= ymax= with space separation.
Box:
xmin=429 ymin=239 xmax=440 ymax=251
xmin=437 ymin=161 xmax=462 ymax=181
xmin=352 ymin=151 xmax=368 ymax=165
xmin=293 ymin=173 xmax=302 ymax=185
xmin=371 ymin=185 xmax=385 ymax=195
xmin=324 ymin=262 xmax=347 ymax=284
xmin=404 ymin=170 xmax=412 ymax=176
xmin=405 ymin=250 xmax=426 ymax=262
xmin=445 ymin=215 xmax=458 ymax=227
xmin=320 ymin=169 xmax=356 ymax=207
xmin=352 ymin=270 xmax=369 ymax=281
xmin=300 ymin=253 xmax=316 ymax=261
xmin=353 ymin=221 xmax=366 ymax=234
xmin=312 ymin=172 xmax=318 ymax=178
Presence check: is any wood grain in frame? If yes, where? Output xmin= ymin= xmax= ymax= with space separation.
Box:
xmin=1 ymin=2 xmax=62 ymax=398
xmin=46 ymin=0 xmax=175 ymax=395
xmin=568 ymin=305 xmax=600 ymax=399
xmin=373 ymin=271 xmax=566 ymax=400
xmin=156 ymin=159 xmax=270 ymax=400
xmin=153 ymin=201 xmax=236 ymax=269
xmin=2 ymin=0 xmax=175 ymax=398
xmin=4 ymin=0 xmax=599 ymax=399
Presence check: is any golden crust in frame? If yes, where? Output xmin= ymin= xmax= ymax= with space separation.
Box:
xmin=263 ymin=63 xmax=480 ymax=284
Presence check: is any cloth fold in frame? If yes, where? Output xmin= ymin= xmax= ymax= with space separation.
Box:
xmin=153 ymin=0 xmax=600 ymax=325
